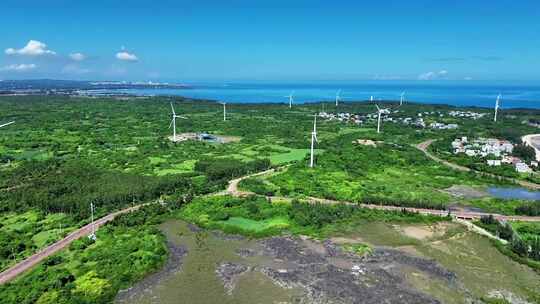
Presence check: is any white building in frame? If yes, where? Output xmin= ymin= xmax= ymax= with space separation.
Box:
xmin=515 ymin=162 xmax=532 ymax=173
xmin=487 ymin=159 xmax=501 ymax=166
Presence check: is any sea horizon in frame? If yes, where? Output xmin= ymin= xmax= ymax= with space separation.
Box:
xmin=88 ymin=81 xmax=540 ymax=109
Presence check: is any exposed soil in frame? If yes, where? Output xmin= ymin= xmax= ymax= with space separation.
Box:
xmin=444 ymin=185 xmax=488 ymax=199
xmin=220 ymin=236 xmax=469 ymax=304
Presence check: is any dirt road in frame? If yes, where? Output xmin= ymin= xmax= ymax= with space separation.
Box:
xmin=4 ymin=156 xmax=540 ymax=285
xmin=225 ymin=166 xmax=540 ymax=223
xmin=416 ymin=139 xmax=540 ymax=190
xmin=0 ymin=204 xmax=143 ymax=285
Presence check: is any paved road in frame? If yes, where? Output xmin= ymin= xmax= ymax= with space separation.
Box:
xmin=0 ymin=204 xmax=143 ymax=285
xmin=4 ymin=156 xmax=540 ymax=285
xmin=415 ymin=139 xmax=540 ymax=190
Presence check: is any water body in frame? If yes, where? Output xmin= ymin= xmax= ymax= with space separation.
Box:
xmin=117 ymin=220 xmax=303 ymax=304
xmin=487 ymin=187 xmax=540 ymax=201
xmin=88 ymin=82 xmax=540 ymax=109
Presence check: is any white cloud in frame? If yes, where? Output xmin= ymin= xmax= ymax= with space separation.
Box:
xmin=62 ymin=64 xmax=90 ymax=74
xmin=418 ymin=70 xmax=449 ymax=80
xmin=464 ymin=76 xmax=473 ymax=81
xmin=0 ymin=64 xmax=37 ymax=72
xmin=5 ymin=40 xmax=56 ymax=56
xmin=69 ymin=52 xmax=86 ymax=61
xmin=116 ymin=51 xmax=138 ymax=62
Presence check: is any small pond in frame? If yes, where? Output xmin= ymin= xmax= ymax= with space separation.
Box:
xmin=487 ymin=187 xmax=540 ymax=201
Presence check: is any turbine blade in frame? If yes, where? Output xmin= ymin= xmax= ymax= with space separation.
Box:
xmin=170 ymin=102 xmax=176 ymax=115
xmin=0 ymin=121 xmax=14 ymax=128
xmin=168 ymin=118 xmax=174 ymax=129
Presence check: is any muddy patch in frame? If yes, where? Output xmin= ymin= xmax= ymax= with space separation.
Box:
xmin=399 ymin=223 xmax=450 ymax=240
xmin=119 ymin=220 xmax=474 ymax=304
xmin=444 ymin=185 xmax=488 ymax=199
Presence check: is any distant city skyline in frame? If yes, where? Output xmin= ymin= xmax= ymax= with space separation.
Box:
xmin=1 ymin=1 xmax=539 ymax=82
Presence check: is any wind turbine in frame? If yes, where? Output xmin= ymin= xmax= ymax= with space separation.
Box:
xmin=375 ymin=104 xmax=384 ymax=133
xmin=335 ymin=89 xmax=342 ymax=106
xmin=220 ymin=102 xmax=227 ymax=121
xmin=309 ymin=114 xmax=319 ymax=168
xmin=494 ymin=94 xmax=501 ymax=122
xmin=169 ymin=103 xmax=187 ymax=141
xmin=400 ymin=92 xmax=405 ymax=106
xmin=88 ymin=202 xmax=96 ymax=241
xmin=285 ymin=91 xmax=295 ymax=108
xmin=0 ymin=121 xmax=14 ymax=128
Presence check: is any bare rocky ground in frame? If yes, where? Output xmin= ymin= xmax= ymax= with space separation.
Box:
xmin=215 ymin=236 xmax=470 ymax=304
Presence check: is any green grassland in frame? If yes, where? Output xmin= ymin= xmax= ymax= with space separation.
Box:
xmin=179 ymin=195 xmax=446 ymax=238
xmin=239 ymin=138 xmax=531 ymax=214
xmin=0 ymin=211 xmax=77 ymax=272
xmin=1 ymin=95 xmax=540 ymax=302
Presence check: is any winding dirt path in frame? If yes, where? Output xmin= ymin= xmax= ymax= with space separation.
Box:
xmin=415 ymin=139 xmax=540 ymax=190
xmin=225 ymin=166 xmax=540 ymax=223
xmin=0 ymin=204 xmax=144 ymax=285
xmin=3 ymin=156 xmax=540 ymax=285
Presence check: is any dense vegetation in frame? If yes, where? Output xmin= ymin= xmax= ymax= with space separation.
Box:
xmin=1 ymin=95 xmax=540 ymax=301
xmin=0 ymin=204 xmax=171 ymax=304
xmin=179 ymin=195 xmax=446 ymax=238
xmin=477 ymin=215 xmax=540 ymax=270
xmin=240 ymin=138 xmax=512 ymax=211
xmin=0 ymin=159 xmax=198 ymax=219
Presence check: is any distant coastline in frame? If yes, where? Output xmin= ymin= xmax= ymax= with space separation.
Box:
xmin=1 ymin=79 xmax=540 ymax=109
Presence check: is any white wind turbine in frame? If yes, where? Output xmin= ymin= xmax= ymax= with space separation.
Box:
xmin=335 ymin=89 xmax=342 ymax=106
xmin=494 ymin=94 xmax=501 ymax=122
xmin=309 ymin=114 xmax=319 ymax=168
xmin=375 ymin=104 xmax=384 ymax=133
xmin=169 ymin=102 xmax=187 ymax=141
xmin=220 ymin=102 xmax=227 ymax=121
xmin=400 ymin=91 xmax=405 ymax=106
xmin=285 ymin=91 xmax=295 ymax=108
xmin=0 ymin=121 xmax=14 ymax=128
xmin=88 ymin=202 xmax=96 ymax=241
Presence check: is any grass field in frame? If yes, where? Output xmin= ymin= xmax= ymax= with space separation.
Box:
xmin=221 ymin=216 xmax=290 ymax=233
xmin=0 ymin=211 xmax=77 ymax=272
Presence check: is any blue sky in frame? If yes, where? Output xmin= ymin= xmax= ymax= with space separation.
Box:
xmin=1 ymin=0 xmax=539 ymax=82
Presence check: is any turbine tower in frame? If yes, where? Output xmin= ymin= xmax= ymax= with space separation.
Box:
xmin=309 ymin=114 xmax=319 ymax=168
xmin=89 ymin=202 xmax=96 ymax=241
xmin=0 ymin=121 xmax=14 ymax=128
xmin=400 ymin=92 xmax=405 ymax=106
xmin=335 ymin=89 xmax=342 ymax=106
xmin=285 ymin=91 xmax=295 ymax=108
xmin=220 ymin=102 xmax=227 ymax=121
xmin=494 ymin=94 xmax=501 ymax=122
xmin=169 ymin=102 xmax=187 ymax=141
xmin=375 ymin=104 xmax=383 ymax=133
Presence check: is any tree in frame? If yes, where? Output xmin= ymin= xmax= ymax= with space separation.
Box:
xmin=513 ymin=144 xmax=536 ymax=162
xmin=510 ymin=236 xmax=529 ymax=257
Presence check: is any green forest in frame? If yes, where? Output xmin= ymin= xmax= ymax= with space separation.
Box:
xmin=1 ymin=95 xmax=540 ymax=302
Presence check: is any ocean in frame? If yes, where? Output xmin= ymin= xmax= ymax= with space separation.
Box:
xmin=89 ymin=82 xmax=540 ymax=109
